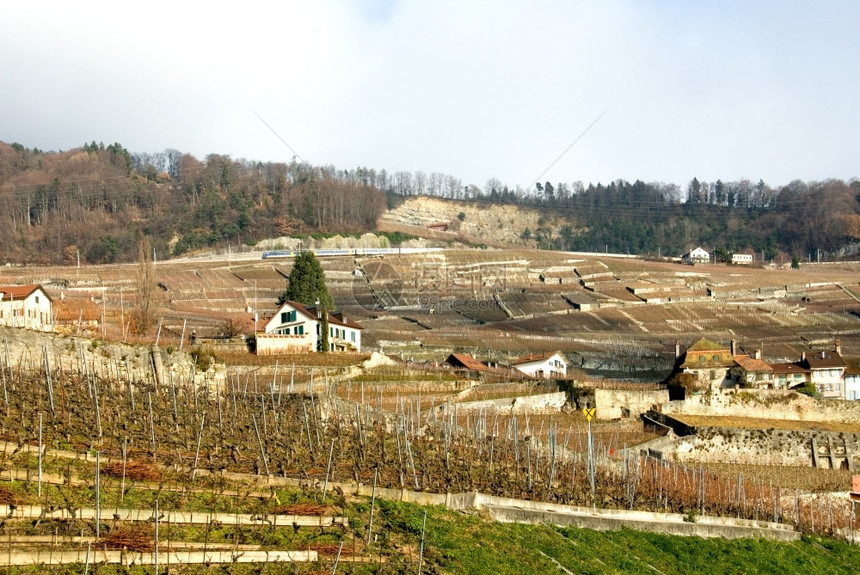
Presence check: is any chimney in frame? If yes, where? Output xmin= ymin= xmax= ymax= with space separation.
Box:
xmin=755 ymin=349 xmax=761 ymax=360
xmin=801 ymin=351 xmax=806 ymax=362
xmin=675 ymin=341 xmax=680 ymax=359
xmin=730 ymin=339 xmax=737 ymax=356
xmin=836 ymin=339 xmax=842 ymax=356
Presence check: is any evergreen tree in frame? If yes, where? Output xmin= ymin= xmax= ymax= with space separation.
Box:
xmin=319 ymin=310 xmax=329 ymax=353
xmin=278 ymin=251 xmax=334 ymax=308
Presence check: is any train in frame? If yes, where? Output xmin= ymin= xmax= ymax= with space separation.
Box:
xmin=262 ymin=247 xmax=442 ymax=259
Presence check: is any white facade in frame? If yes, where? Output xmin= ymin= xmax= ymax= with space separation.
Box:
xmin=0 ymin=285 xmax=53 ymax=332
xmin=682 ymin=247 xmax=710 ymax=265
xmin=513 ymin=352 xmax=567 ymax=379
xmin=810 ymin=366 xmax=845 ymax=399
xmin=259 ymin=301 xmax=361 ymax=354
xmin=845 ymin=373 xmax=860 ymax=401
xmin=731 ymin=254 xmax=753 ymax=265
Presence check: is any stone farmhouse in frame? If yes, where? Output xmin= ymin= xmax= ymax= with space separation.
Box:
xmin=0 ymin=284 xmax=53 ymax=332
xmin=512 ymin=351 xmax=567 ymax=379
xmin=256 ymin=300 xmax=362 ymax=355
xmin=673 ymin=337 xmax=854 ymax=399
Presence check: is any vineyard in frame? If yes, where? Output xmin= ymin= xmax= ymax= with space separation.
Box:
xmin=0 ymin=334 xmax=857 ymax=572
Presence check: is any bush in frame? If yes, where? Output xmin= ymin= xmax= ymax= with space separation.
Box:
xmin=191 ymin=345 xmax=218 ymax=371
xmin=794 ymin=382 xmax=818 ymax=397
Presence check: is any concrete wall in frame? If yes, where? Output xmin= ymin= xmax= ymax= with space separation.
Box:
xmin=255 ymin=333 xmax=314 ymax=355
xmin=667 ymin=427 xmax=860 ymax=468
xmin=486 ymin=505 xmax=798 ymax=541
xmin=451 ymin=391 xmax=567 ymax=414
xmin=594 ymin=388 xmax=670 ymax=420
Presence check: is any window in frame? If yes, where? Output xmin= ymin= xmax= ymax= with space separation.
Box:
xmin=281 ymin=312 xmax=287 ymax=324
xmin=35 ymin=296 xmax=39 ymax=303
xmin=297 ymin=325 xmax=304 ymax=335
xmin=713 ymin=354 xmax=719 ymax=361
xmin=351 ymin=331 xmax=355 ymax=342
xmin=699 ymin=355 xmax=705 ymax=363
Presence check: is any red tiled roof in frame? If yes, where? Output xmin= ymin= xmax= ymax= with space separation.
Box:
xmin=770 ymin=362 xmax=810 ymax=376
xmin=446 ymin=353 xmax=487 ymax=371
xmin=265 ymin=301 xmax=363 ymax=330
xmin=733 ymin=355 xmax=773 ymax=373
xmin=327 ymin=311 xmax=363 ymax=330
xmin=512 ymin=351 xmax=562 ymax=365
xmin=0 ymin=284 xmax=50 ymax=302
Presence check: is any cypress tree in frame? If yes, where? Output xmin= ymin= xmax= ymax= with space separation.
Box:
xmin=278 ymin=251 xmax=334 ymax=309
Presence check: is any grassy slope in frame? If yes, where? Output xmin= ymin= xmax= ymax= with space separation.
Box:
xmin=376 ymin=499 xmax=860 ymax=575
xmin=3 ymin=458 xmax=860 ymax=574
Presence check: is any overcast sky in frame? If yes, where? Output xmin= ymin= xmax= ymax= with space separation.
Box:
xmin=2 ymin=0 xmax=858 ymax=190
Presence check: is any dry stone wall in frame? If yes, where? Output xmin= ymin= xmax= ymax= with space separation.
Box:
xmin=663 ymin=389 xmax=860 ymax=423
xmin=667 ymin=427 xmax=859 ymax=468
xmin=594 ymin=388 xmax=670 ymax=420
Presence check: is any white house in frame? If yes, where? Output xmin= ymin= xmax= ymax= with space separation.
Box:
xmin=682 ymin=247 xmax=710 ymax=265
xmin=731 ymin=254 xmax=753 ymax=265
xmin=845 ymin=367 xmax=860 ymax=401
xmin=257 ymin=300 xmax=362 ymax=355
xmin=803 ymin=344 xmax=846 ymax=399
xmin=0 ymin=284 xmax=53 ymax=332
xmin=512 ymin=351 xmax=567 ymax=379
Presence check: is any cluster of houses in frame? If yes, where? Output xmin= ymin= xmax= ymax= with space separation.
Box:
xmin=672 ymin=337 xmax=860 ymax=400
xmin=5 ymin=283 xmax=860 ymax=400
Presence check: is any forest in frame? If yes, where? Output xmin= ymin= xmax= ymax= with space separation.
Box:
xmin=380 ymin=173 xmax=860 ymax=262
xmin=0 ymin=140 xmax=858 ymax=264
xmin=0 ymin=142 xmax=385 ymax=264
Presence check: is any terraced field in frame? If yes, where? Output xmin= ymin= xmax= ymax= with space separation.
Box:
xmin=2 ymin=245 xmax=860 ymax=376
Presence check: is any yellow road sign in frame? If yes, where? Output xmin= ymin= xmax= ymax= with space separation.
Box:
xmin=582 ymin=408 xmax=596 ymax=421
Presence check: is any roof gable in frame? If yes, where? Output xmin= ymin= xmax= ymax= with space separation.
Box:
xmin=512 ymin=351 xmax=565 ymax=366
xmin=804 ymin=351 xmax=845 ymax=370
xmin=687 ymin=338 xmax=727 ymax=352
xmin=733 ymin=355 xmax=773 ymax=372
xmin=447 ymin=353 xmax=487 ymax=371
xmin=0 ymin=284 xmax=50 ymax=302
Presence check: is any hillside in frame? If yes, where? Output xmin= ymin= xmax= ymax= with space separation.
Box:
xmin=379 ymin=195 xmax=558 ymax=247
xmin=3 ymin=245 xmax=860 ymax=380
xmin=0 ymin=142 xmax=385 ymax=265
xmin=0 ymin=325 xmax=858 ymax=573
xmin=2 ymin=140 xmax=860 ymax=268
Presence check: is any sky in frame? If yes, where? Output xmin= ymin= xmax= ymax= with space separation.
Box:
xmin=2 ymin=0 xmax=859 ymax=190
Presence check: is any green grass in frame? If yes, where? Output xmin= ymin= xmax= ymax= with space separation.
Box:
xmin=4 ymin=470 xmax=860 ymax=574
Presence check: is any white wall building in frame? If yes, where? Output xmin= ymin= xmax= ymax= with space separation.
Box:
xmin=513 ymin=351 xmax=567 ymax=379
xmin=0 ymin=285 xmax=53 ymax=332
xmin=257 ymin=300 xmax=362 ymax=355
xmin=844 ymin=369 xmax=860 ymax=401
xmin=682 ymin=247 xmax=711 ymax=265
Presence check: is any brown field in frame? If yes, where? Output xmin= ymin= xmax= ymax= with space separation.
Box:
xmin=2 ymin=245 xmax=860 ymax=373
xmin=700 ymin=462 xmax=852 ymax=492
